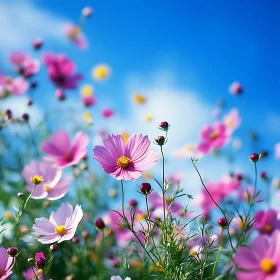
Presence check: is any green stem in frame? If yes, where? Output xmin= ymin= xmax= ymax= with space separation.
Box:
xmin=15 ymin=259 xmax=22 ymax=280
xmin=212 ymin=230 xmax=223 ymax=280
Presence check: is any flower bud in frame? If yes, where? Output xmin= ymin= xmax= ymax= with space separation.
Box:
xmin=260 ymin=171 xmax=268 ymax=180
xmin=140 ymin=182 xmax=152 ymax=195
xmin=22 ymin=113 xmax=29 ymax=121
xmin=5 ymin=109 xmax=12 ymax=119
xmin=155 ymin=136 xmax=165 ymax=146
xmin=82 ymin=230 xmax=89 ymax=239
xmin=32 ymin=39 xmax=43 ymax=50
xmin=30 ymin=82 xmax=38 ymax=89
xmin=7 ymin=247 xmax=18 ymax=257
xmin=95 ymin=217 xmax=106 ymax=230
xmin=50 ymin=244 xmax=58 ymax=252
xmin=17 ymin=192 xmax=24 ymax=198
xmin=129 ymin=199 xmax=138 ymax=208
xmin=236 ymin=173 xmax=243 ymax=181
xmin=55 ymin=89 xmax=66 ymax=100
xmin=217 ymin=217 xmax=228 ymax=228
xmin=35 ymin=252 xmax=46 ymax=268
xmin=159 ymin=121 xmax=169 ymax=131
xmin=27 ymin=99 xmax=33 ymax=106
xmin=72 ymin=236 xmax=80 ymax=244
xmin=250 ymin=153 xmax=259 ymax=162
xmin=82 ymin=7 xmax=94 ymax=18
xmin=28 ymin=258 xmax=34 ymax=263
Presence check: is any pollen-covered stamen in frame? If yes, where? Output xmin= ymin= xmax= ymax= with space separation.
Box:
xmin=0 ymin=268 xmax=4 ymax=277
xmin=263 ymin=224 xmax=273 ymax=233
xmin=116 ymin=156 xmax=131 ymax=169
xmin=260 ymin=258 xmax=275 ymax=273
xmin=55 ymin=225 xmax=67 ymax=236
xmin=210 ymin=132 xmax=219 ymax=140
xmin=43 ymin=185 xmax=52 ymax=192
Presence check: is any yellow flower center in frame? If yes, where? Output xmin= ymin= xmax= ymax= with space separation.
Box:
xmin=143 ymin=172 xmax=152 ymax=179
xmin=263 ymin=224 xmax=273 ymax=233
xmin=116 ymin=156 xmax=131 ymax=169
xmin=6 ymin=77 xmax=13 ymax=84
xmin=55 ymin=225 xmax=67 ymax=236
xmin=225 ymin=118 xmax=234 ymax=127
xmin=30 ymin=175 xmax=44 ymax=185
xmin=136 ymin=213 xmax=146 ymax=222
xmin=0 ymin=268 xmax=4 ymax=277
xmin=37 ymin=269 xmax=43 ymax=276
xmin=186 ymin=144 xmax=195 ymax=151
xmin=43 ymin=185 xmax=52 ymax=192
xmin=69 ymin=26 xmax=81 ymax=38
xmin=260 ymin=258 xmax=275 ymax=273
xmin=210 ymin=132 xmax=219 ymax=140
xmin=145 ymin=114 xmax=153 ymax=121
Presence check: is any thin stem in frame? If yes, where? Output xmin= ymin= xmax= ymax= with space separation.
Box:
xmin=211 ymin=229 xmax=223 ymax=280
xmin=160 ymin=146 xmax=166 ymax=223
xmin=23 ymin=184 xmax=36 ymax=213
xmin=192 ymin=162 xmax=226 ymax=218
xmin=42 ymin=269 xmax=46 ymax=280
xmin=15 ymin=259 xmax=22 ymax=280
xmin=120 ymin=180 xmax=157 ymax=263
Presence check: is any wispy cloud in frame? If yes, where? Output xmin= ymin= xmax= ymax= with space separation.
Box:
xmin=0 ymin=0 xmax=66 ymax=60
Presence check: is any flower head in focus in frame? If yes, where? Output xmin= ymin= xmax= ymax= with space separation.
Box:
xmin=93 ymin=134 xmax=158 ymax=180
xmin=33 ymin=202 xmax=83 ymax=244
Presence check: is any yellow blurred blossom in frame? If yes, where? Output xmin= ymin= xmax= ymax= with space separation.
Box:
xmin=133 ymin=94 xmax=146 ymax=104
xmin=81 ymin=85 xmax=94 ymax=97
xmin=121 ymin=132 xmax=129 ymax=142
xmin=143 ymin=172 xmax=152 ymax=179
xmin=92 ymin=64 xmax=110 ymax=81
xmin=83 ymin=112 xmax=93 ymax=125
xmin=145 ymin=114 xmax=153 ymax=121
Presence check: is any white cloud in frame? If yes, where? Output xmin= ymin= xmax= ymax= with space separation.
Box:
xmin=107 ymin=71 xmax=213 ymax=156
xmin=0 ymin=0 xmax=66 ymax=58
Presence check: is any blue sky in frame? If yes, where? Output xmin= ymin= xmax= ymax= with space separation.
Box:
xmin=1 ymin=0 xmax=279 ymax=206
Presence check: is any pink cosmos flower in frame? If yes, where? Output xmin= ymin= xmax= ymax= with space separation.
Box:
xmin=234 ymin=230 xmax=280 ymax=279
xmin=0 ymin=75 xmax=29 ymax=96
xmin=198 ymin=122 xmax=229 ymax=154
xmin=0 ymin=247 xmax=14 ymax=280
xmin=223 ymin=109 xmax=241 ymax=134
xmin=41 ymin=131 xmax=89 ymax=168
xmin=93 ymin=134 xmax=158 ymax=180
xmin=43 ymin=53 xmax=83 ymax=90
xmin=22 ymin=267 xmax=44 ymax=280
xmin=64 ymin=23 xmax=87 ymax=49
xmin=22 ymin=160 xmax=69 ymax=200
xmin=254 ymin=210 xmax=280 ymax=236
xmin=275 ymin=142 xmax=280 ymax=159
xmin=102 ymin=108 xmax=115 ymax=118
xmin=33 ymin=202 xmax=83 ymax=244
xmin=229 ymin=81 xmax=243 ymax=95
xmin=10 ymin=52 xmax=40 ymax=78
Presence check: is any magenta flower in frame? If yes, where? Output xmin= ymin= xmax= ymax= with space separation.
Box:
xmin=0 ymin=247 xmax=14 ymax=280
xmin=102 ymin=108 xmax=115 ymax=118
xmin=93 ymin=134 xmax=158 ymax=180
xmin=234 ymin=230 xmax=280 ymax=279
xmin=43 ymin=53 xmax=83 ymax=90
xmin=41 ymin=131 xmax=89 ymax=168
xmin=254 ymin=210 xmax=280 ymax=236
xmin=82 ymin=95 xmax=96 ymax=107
xmin=198 ymin=122 xmax=229 ymax=154
xmin=22 ymin=160 xmax=69 ymax=200
xmin=33 ymin=202 xmax=83 ymax=244
xmin=35 ymin=252 xmax=46 ymax=268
